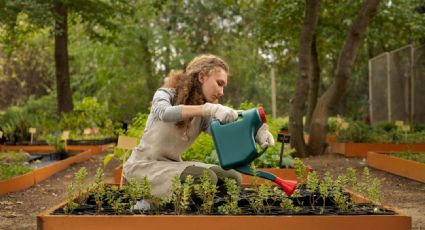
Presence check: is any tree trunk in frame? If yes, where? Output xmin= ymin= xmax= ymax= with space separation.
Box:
xmin=140 ymin=35 xmax=156 ymax=100
xmin=308 ymin=0 xmax=381 ymax=155
xmin=305 ymin=35 xmax=320 ymax=132
xmin=289 ymin=0 xmax=320 ymax=157
xmin=53 ymin=1 xmax=73 ymax=114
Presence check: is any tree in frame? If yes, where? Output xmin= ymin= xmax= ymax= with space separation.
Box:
xmin=290 ymin=0 xmax=381 ymax=156
xmin=0 ymin=0 xmax=126 ymax=115
xmin=289 ymin=0 xmax=321 ymax=156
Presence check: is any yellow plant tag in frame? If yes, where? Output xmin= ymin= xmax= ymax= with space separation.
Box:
xmin=401 ymin=125 xmax=410 ymax=132
xmin=83 ymin=128 xmax=91 ymax=135
xmin=0 ymin=131 xmax=3 ymax=138
xmin=29 ymin=128 xmax=36 ymax=134
xmin=91 ymin=127 xmax=99 ymax=134
xmin=336 ymin=116 xmax=343 ymax=124
xmin=395 ymin=120 xmax=404 ymax=127
xmin=61 ymin=130 xmax=70 ymax=140
xmin=341 ymin=122 xmax=349 ymax=130
xmin=117 ymin=136 xmax=138 ymax=150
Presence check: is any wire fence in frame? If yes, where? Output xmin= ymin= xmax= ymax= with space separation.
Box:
xmin=369 ymin=44 xmax=425 ymax=125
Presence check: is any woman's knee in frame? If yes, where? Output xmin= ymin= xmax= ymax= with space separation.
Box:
xmin=209 ymin=165 xmax=242 ymax=185
xmin=180 ymin=166 xmax=218 ymax=185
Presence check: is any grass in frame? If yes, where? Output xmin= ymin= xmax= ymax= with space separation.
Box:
xmin=391 ymin=151 xmax=425 ymax=164
xmin=0 ymin=151 xmax=33 ymax=180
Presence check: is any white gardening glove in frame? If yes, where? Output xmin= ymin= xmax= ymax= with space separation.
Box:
xmin=255 ymin=123 xmax=275 ymax=149
xmin=203 ymin=103 xmax=238 ymax=124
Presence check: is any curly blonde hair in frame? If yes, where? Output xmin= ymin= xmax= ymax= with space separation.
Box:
xmin=163 ymin=54 xmax=229 ymax=128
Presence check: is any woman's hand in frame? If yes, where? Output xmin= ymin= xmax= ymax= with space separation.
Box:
xmin=203 ymin=103 xmax=238 ymax=123
xmin=255 ymin=124 xmax=275 ymax=148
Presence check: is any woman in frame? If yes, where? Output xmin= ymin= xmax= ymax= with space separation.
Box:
xmin=124 ymin=54 xmax=274 ymax=199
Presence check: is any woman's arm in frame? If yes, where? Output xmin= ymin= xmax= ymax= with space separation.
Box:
xmin=181 ymin=105 xmax=204 ymax=119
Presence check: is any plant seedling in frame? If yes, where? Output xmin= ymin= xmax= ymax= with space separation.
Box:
xmin=218 ymin=178 xmax=241 ymax=215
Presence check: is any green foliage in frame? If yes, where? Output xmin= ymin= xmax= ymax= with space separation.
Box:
xmin=106 ymin=185 xmax=128 ymax=215
xmin=344 ymin=167 xmax=382 ymax=205
xmin=64 ymin=167 xmax=89 ymax=214
xmin=279 ymin=197 xmax=300 ymax=213
xmin=181 ymin=133 xmax=214 ymax=162
xmin=0 ymin=164 xmax=32 ymax=181
xmin=333 ymin=118 xmax=425 ymax=144
xmin=75 ymin=167 xmax=89 ymax=205
xmin=319 ymin=172 xmax=333 ymax=214
xmin=217 ymin=178 xmax=241 ymax=215
xmin=306 ymin=171 xmax=319 ymax=210
xmin=59 ymin=97 xmax=114 ymax=137
xmin=46 ymin=133 xmax=67 ymax=153
xmin=0 ymin=151 xmax=32 ymax=180
xmin=332 ymin=175 xmax=350 ymax=213
xmin=293 ymin=157 xmax=307 ymax=182
xmin=104 ymin=147 xmax=131 ymax=167
xmin=0 ymin=106 xmax=39 ymax=143
xmin=249 ymin=181 xmax=273 ymax=214
xmin=391 ymin=151 xmax=425 ymax=164
xmin=126 ymin=113 xmax=149 ymax=138
xmin=64 ymin=182 xmax=79 ymax=215
xmin=193 ymin=170 xmax=218 ymax=214
xmin=169 ymin=175 xmax=194 ymax=215
xmin=91 ymin=168 xmax=106 ymax=213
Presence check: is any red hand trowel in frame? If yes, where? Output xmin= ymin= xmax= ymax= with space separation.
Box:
xmin=210 ymin=107 xmax=297 ymax=196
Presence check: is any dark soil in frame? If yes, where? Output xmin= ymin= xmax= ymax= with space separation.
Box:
xmin=0 ymin=152 xmax=424 ymax=229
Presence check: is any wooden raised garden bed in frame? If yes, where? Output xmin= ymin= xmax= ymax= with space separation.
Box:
xmin=37 ymin=187 xmax=411 ymax=230
xmin=367 ymin=151 xmax=425 ymax=183
xmin=0 ymin=143 xmax=114 ymax=155
xmin=0 ymin=149 xmax=93 ymax=195
xmin=331 ymin=142 xmax=425 ymax=158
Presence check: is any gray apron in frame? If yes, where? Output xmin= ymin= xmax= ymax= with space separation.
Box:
xmin=123 ymin=116 xmax=214 ymax=199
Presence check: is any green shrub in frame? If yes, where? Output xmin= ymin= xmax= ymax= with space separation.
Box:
xmin=0 ymin=151 xmax=32 ymax=180
xmin=126 ymin=113 xmax=149 ymax=138
xmin=391 ymin=151 xmax=425 ymax=164
xmin=182 ymin=133 xmax=214 ymax=162
xmin=59 ymin=97 xmax=115 ymax=137
xmin=0 ymin=95 xmax=59 ymax=143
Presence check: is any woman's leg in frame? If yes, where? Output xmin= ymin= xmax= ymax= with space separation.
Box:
xmin=179 ymin=166 xmax=218 ymax=184
xmin=209 ymin=165 xmax=242 ymax=185
xmin=209 ymin=166 xmax=242 ymax=194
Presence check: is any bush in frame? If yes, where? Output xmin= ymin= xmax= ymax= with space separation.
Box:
xmin=0 ymin=151 xmax=32 ymax=180
xmin=59 ymin=97 xmax=114 ymax=137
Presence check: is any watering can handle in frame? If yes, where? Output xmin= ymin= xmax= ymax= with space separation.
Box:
xmin=257 ymin=146 xmax=268 ymax=157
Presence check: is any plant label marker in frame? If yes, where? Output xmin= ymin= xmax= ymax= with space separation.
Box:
xmin=117 ymin=136 xmax=138 ymax=187
xmin=61 ymin=131 xmax=70 ymax=141
xmin=62 ymin=131 xmax=70 ymax=151
xmin=91 ymin=127 xmax=99 ymax=135
xmin=395 ymin=120 xmax=404 ymax=127
xmin=84 ymin=128 xmax=91 ymax=135
xmin=0 ymin=131 xmax=3 ymax=138
xmin=29 ymin=128 xmax=36 ymax=144
xmin=117 ymin=136 xmax=138 ymax=150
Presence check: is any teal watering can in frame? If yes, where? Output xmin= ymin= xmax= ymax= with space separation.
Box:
xmin=210 ymin=107 xmax=297 ymax=196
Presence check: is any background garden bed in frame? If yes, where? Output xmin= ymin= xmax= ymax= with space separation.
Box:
xmin=0 ymin=149 xmax=92 ymax=195
xmin=367 ymin=151 xmax=425 ymax=183
xmin=331 ymin=142 xmax=425 ymax=158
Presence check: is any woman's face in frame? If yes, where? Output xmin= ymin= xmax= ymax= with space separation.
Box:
xmin=199 ymin=67 xmax=228 ymax=103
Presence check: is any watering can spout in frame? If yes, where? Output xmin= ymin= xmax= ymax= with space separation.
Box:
xmin=274 ymin=177 xmax=297 ymax=197
xmin=235 ymin=165 xmax=298 ymax=197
